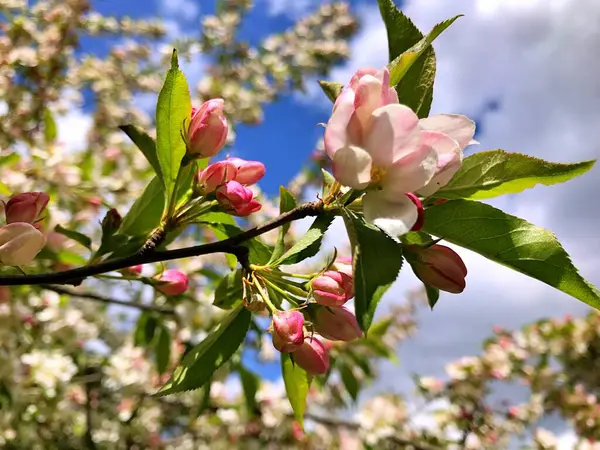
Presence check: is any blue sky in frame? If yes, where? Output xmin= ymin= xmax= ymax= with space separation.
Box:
xmin=66 ymin=0 xmax=600 ymax=443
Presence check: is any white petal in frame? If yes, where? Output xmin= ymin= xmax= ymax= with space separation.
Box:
xmin=382 ymin=144 xmax=437 ymax=198
xmin=324 ymin=89 xmax=356 ymax=158
xmin=416 ymin=131 xmax=463 ymax=197
xmin=353 ymin=75 xmax=383 ymax=129
xmin=332 ymin=146 xmax=373 ymax=189
xmin=364 ymin=104 xmax=421 ymax=168
xmin=0 ymin=223 xmax=46 ymax=266
xmin=419 ymin=114 xmax=476 ymax=150
xmin=363 ymin=191 xmax=418 ymax=237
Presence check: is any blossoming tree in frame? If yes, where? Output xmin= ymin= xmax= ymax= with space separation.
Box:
xmin=0 ymin=0 xmax=598 ymax=448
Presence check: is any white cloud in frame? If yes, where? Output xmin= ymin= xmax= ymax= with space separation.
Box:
xmin=56 ymin=108 xmax=93 ymax=152
xmin=261 ymin=0 xmax=318 ymax=19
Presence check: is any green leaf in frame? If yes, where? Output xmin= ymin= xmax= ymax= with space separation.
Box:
xmin=274 ymin=213 xmax=335 ymax=266
xmin=321 ymin=169 xmax=335 ymax=198
xmin=157 ymin=305 xmax=251 ymax=395
xmin=119 ymin=177 xmax=164 ymax=238
xmin=377 ymin=0 xmax=435 ymax=117
xmin=343 ymin=210 xmax=403 ymax=332
xmin=155 ymin=325 xmax=172 ymax=375
xmin=0 ymin=181 xmax=9 ymax=196
xmin=268 ymin=187 xmax=297 ymax=264
xmin=238 ymin=365 xmax=260 ymax=415
xmin=434 ymin=150 xmax=596 ymax=200
xmin=423 ymin=200 xmax=600 ymax=309
xmin=425 ymin=284 xmax=440 ymax=309
xmin=213 ymin=270 xmax=243 ymax=310
xmin=203 ymin=222 xmax=273 ymax=265
xmin=388 ymin=16 xmax=461 ymax=86
xmin=120 ymin=124 xmax=162 ymax=179
xmin=156 ymin=49 xmax=192 ymax=207
xmin=339 ymin=364 xmax=359 ymax=402
xmin=134 ymin=312 xmax=157 ymax=347
xmin=43 ymin=108 xmax=57 ymax=144
xmin=0 ymin=153 xmax=20 ymax=168
xmin=318 ymin=80 xmax=344 ymax=103
xmin=281 ymin=353 xmax=311 ymax=428
xmin=54 ymin=225 xmax=92 ymax=250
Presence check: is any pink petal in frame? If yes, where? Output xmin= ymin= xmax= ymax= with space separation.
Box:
xmin=324 ymin=89 xmax=356 ymax=158
xmin=353 ymin=75 xmax=383 ymax=130
xmin=332 ymin=146 xmax=372 ymax=189
xmin=419 ymin=114 xmax=476 ymax=150
xmin=363 ymin=191 xmax=418 ymax=237
xmin=364 ymin=104 xmax=421 ymax=168
xmin=416 ymin=131 xmax=463 ymax=197
xmin=381 ymin=144 xmax=437 ymax=198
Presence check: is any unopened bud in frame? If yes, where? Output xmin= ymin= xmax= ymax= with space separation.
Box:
xmin=154 ymin=269 xmax=189 ymax=296
xmin=216 ymin=181 xmax=261 ymax=217
xmin=311 ymin=270 xmax=354 ymax=306
xmin=293 ymin=336 xmax=330 ymax=375
xmin=5 ymin=192 xmax=49 ymax=225
xmin=271 ymin=310 xmax=304 ymax=353
xmin=0 ymin=222 xmax=46 ymax=266
xmin=185 ymin=99 xmax=228 ymax=158
xmin=101 ymin=208 xmax=122 ymax=235
xmin=196 ymin=160 xmax=236 ymax=195
xmin=121 ymin=265 xmax=143 ymax=276
xmin=407 ymin=244 xmax=467 ymax=293
xmin=227 ymin=157 xmax=266 ymax=186
xmin=405 ymin=193 xmax=424 ymax=231
xmin=311 ymin=305 xmax=362 ymax=341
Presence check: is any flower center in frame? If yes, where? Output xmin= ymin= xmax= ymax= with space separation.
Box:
xmin=370 ymin=165 xmax=387 ymax=185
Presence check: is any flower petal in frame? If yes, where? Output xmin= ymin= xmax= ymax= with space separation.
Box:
xmin=324 ymin=88 xmax=356 ymax=158
xmin=419 ymin=114 xmax=476 ymax=150
xmin=416 ymin=131 xmax=463 ymax=197
xmin=364 ymin=104 xmax=421 ymax=168
xmin=381 ymin=144 xmax=437 ymax=198
xmin=363 ymin=191 xmax=418 ymax=237
xmin=354 ymin=75 xmax=384 ymax=130
xmin=332 ymin=146 xmax=372 ymax=189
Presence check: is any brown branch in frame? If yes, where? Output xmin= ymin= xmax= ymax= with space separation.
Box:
xmin=41 ymin=284 xmax=176 ymax=315
xmin=0 ymin=201 xmax=323 ymax=286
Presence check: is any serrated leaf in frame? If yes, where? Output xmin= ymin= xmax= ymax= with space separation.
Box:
xmin=321 ymin=169 xmax=335 ymax=198
xmin=434 ymin=150 xmax=596 ymax=200
xmin=54 ymin=225 xmax=92 ymax=250
xmin=213 ymin=269 xmax=243 ymax=310
xmin=120 ymin=124 xmax=162 ymax=179
xmin=389 ymin=15 xmax=461 ymax=86
xmin=367 ymin=317 xmax=394 ymax=338
xmin=43 ymin=108 xmax=57 ymax=144
xmin=238 ymin=365 xmax=260 ymax=415
xmin=425 ymin=284 xmax=440 ymax=309
xmin=274 ymin=213 xmax=335 ymax=266
xmin=318 ymin=80 xmax=344 ymax=103
xmin=119 ymin=177 xmax=164 ymax=238
xmin=156 ymin=49 xmax=192 ymax=208
xmin=281 ymin=353 xmax=311 ymax=428
xmin=268 ymin=187 xmax=297 ymax=264
xmin=377 ymin=0 xmax=436 ymax=117
xmin=423 ymin=200 xmax=600 ymax=309
xmin=339 ymin=364 xmax=359 ymax=402
xmin=401 ymin=231 xmax=435 ymax=247
xmin=343 ymin=210 xmax=403 ymax=332
xmin=155 ymin=325 xmax=171 ymax=375
xmin=156 ymin=305 xmax=251 ymax=395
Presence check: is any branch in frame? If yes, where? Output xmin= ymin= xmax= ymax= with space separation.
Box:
xmin=41 ymin=284 xmax=176 ymax=315
xmin=0 ymin=201 xmax=323 ymax=286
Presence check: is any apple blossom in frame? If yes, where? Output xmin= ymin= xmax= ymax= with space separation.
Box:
xmin=271 ymin=310 xmax=304 ymax=353
xmin=154 ymin=269 xmax=189 ymax=296
xmin=185 ymin=99 xmax=228 ymax=157
xmin=216 ymin=181 xmax=262 ymax=216
xmin=226 ymin=157 xmax=266 ymax=185
xmin=5 ymin=192 xmax=49 ymax=225
xmin=196 ymin=160 xmax=237 ymax=194
xmin=311 ymin=270 xmax=354 ymax=306
xmin=406 ymin=244 xmax=467 ymax=294
xmin=293 ymin=336 xmax=330 ymax=375
xmin=0 ymin=222 xmax=46 ymax=266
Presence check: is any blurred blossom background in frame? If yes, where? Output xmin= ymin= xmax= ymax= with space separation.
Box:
xmin=1 ymin=0 xmax=599 ymax=448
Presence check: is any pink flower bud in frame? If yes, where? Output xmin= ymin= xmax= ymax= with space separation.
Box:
xmin=408 ymin=244 xmax=467 ymax=293
xmin=311 ymin=270 xmax=354 ymax=306
xmin=196 ymin=160 xmax=237 ymax=194
xmin=216 ymin=181 xmax=261 ymax=217
xmin=186 ymin=99 xmax=228 ymax=157
xmin=331 ymin=257 xmax=353 ymax=278
xmin=312 ymin=306 xmax=363 ymax=341
xmin=405 ymin=193 xmax=424 ymax=231
xmin=293 ymin=336 xmax=330 ymax=375
xmin=121 ymin=265 xmax=143 ymax=276
xmin=271 ymin=310 xmax=304 ymax=353
xmin=5 ymin=192 xmax=49 ymax=225
xmin=227 ymin=157 xmax=266 ymax=186
xmin=0 ymin=222 xmax=46 ymax=266
xmin=154 ymin=269 xmax=189 ymax=296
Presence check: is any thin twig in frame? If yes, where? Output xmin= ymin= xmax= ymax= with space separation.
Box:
xmin=0 ymin=201 xmax=323 ymax=286
xmin=41 ymin=284 xmax=176 ymax=315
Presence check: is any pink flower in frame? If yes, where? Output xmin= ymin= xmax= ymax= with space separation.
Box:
xmin=324 ymin=67 xmax=475 ymax=236
xmin=312 ymin=305 xmax=363 ymax=341
xmin=0 ymin=286 xmax=10 ymax=304
xmin=311 ymin=270 xmax=354 ymax=306
xmin=331 ymin=256 xmax=352 ymax=278
xmin=5 ymin=192 xmax=49 ymax=225
xmin=216 ymin=181 xmax=261 ymax=217
xmin=121 ymin=265 xmax=143 ymax=276
xmin=407 ymin=244 xmax=467 ymax=293
xmin=196 ymin=160 xmax=237 ymax=194
xmin=293 ymin=336 xmax=330 ymax=375
xmin=226 ymin=157 xmax=266 ymax=186
xmin=0 ymin=223 xmax=46 ymax=266
xmin=185 ymin=99 xmax=228 ymax=157
xmin=271 ymin=310 xmax=304 ymax=353
xmin=154 ymin=269 xmax=189 ymax=296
